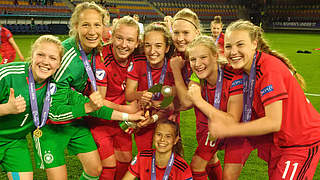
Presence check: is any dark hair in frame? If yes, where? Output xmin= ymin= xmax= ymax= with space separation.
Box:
xmin=143 ymin=21 xmax=174 ymax=58
xmin=155 ymin=119 xmax=184 ymax=157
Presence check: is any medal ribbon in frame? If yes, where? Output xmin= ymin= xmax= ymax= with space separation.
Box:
xmin=146 ymin=58 xmax=168 ymax=100
xmin=182 ymin=65 xmax=192 ymax=85
xmin=28 ymin=68 xmax=51 ymax=129
xmin=79 ymin=41 xmax=97 ymax=91
xmin=205 ymin=65 xmax=224 ymax=109
xmin=215 ymin=33 xmax=221 ymax=46
xmin=242 ymin=52 xmax=257 ymax=122
xmin=151 ymin=152 xmax=174 ymax=180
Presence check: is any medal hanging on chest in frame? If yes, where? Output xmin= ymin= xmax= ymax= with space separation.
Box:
xmin=28 ymin=68 xmax=51 ymax=138
xmin=79 ymin=41 xmax=97 ymax=92
xmin=151 ymin=152 xmax=174 ymax=180
xmin=204 ymin=65 xmax=224 ymax=141
xmin=242 ymin=52 xmax=257 ymax=122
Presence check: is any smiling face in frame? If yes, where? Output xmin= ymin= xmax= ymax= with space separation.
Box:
xmin=224 ymin=30 xmax=257 ymax=73
xmin=144 ymin=31 xmax=169 ymax=68
xmin=154 ymin=123 xmax=179 ymax=154
xmin=189 ymin=44 xmax=218 ymax=80
xmin=172 ymin=20 xmax=199 ymax=53
xmin=31 ymin=41 xmax=61 ymax=83
xmin=76 ymin=9 xmax=103 ymax=53
xmin=112 ymin=24 xmax=139 ymax=63
xmin=211 ymin=23 xmax=222 ymax=39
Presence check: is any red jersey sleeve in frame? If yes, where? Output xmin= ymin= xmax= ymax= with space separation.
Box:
xmin=128 ymin=153 xmax=140 ymax=178
xmin=258 ymin=70 xmax=288 ymax=106
xmin=95 ymin=55 xmax=107 ymax=87
xmin=229 ymin=74 xmax=243 ymax=96
xmin=4 ymin=28 xmax=13 ymax=39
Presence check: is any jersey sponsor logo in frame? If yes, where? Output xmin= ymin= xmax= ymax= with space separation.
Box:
xmin=131 ymin=155 xmax=137 ymax=165
xmin=95 ymin=69 xmax=106 ymax=81
xmin=127 ymin=62 xmax=133 ymax=72
xmin=44 ymin=151 xmax=54 ymax=164
xmin=49 ymin=83 xmax=57 ymax=95
xmin=260 ymin=85 xmax=274 ymax=96
xmin=231 ymin=79 xmax=243 ymax=87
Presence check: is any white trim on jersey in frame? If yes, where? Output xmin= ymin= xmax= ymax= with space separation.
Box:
xmin=54 ymin=47 xmax=77 ymax=82
xmin=0 ymin=65 xmax=25 ymax=80
xmin=48 ymin=112 xmax=74 ymax=121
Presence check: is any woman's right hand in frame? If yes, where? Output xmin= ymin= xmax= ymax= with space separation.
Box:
xmin=139 ymin=91 xmax=153 ymax=109
xmin=8 ymin=88 xmax=26 ymax=114
xmin=128 ymin=110 xmax=146 ymax=122
xmin=88 ymin=91 xmax=104 ymax=111
xmin=170 ymin=56 xmax=185 ymax=71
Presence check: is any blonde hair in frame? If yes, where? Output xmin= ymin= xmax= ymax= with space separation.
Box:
xmin=173 ymin=8 xmax=201 ymax=31
xmin=31 ymin=35 xmax=64 ymax=62
xmin=185 ymin=35 xmax=226 ymax=64
xmin=226 ymin=19 xmax=306 ymax=90
xmin=112 ymin=15 xmax=140 ymax=41
xmin=164 ymin=15 xmax=173 ymax=25
xmin=69 ymin=2 xmax=107 ymax=39
xmin=211 ymin=16 xmax=223 ymax=27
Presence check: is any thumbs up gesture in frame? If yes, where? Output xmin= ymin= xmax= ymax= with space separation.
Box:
xmin=7 ymin=88 xmax=26 ymax=114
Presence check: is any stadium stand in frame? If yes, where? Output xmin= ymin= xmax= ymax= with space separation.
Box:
xmin=1 ymin=0 xmax=319 ymax=34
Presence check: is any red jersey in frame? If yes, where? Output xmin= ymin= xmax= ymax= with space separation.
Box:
xmin=194 ymin=68 xmax=243 ymax=137
xmin=127 ymin=58 xmax=174 ymax=101
xmin=102 ymin=26 xmax=112 ymax=44
xmin=97 ymin=44 xmax=145 ymax=105
xmin=252 ymin=52 xmax=320 ymax=147
xmin=129 ymin=149 xmax=193 ymax=180
xmin=0 ymin=27 xmax=15 ymax=54
xmin=216 ymin=32 xmax=224 ymax=54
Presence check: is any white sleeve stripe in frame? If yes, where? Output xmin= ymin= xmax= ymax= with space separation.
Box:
xmin=54 ymin=47 xmax=76 ymax=80
xmin=0 ymin=67 xmax=25 ymax=77
xmin=54 ymin=52 xmax=77 ymax=82
xmin=0 ymin=71 xmax=25 ymax=81
xmin=48 ymin=112 xmax=73 ymax=118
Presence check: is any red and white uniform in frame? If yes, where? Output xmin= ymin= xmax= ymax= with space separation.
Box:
xmin=0 ymin=27 xmax=15 ymax=64
xmin=250 ymin=51 xmax=320 ymax=179
xmin=129 ymin=149 xmax=193 ymax=180
xmin=88 ymin=44 xmax=145 ymax=159
xmin=215 ymin=32 xmax=224 ymax=54
xmin=127 ymin=58 xmax=174 ymax=152
xmin=194 ymin=67 xmax=249 ymax=163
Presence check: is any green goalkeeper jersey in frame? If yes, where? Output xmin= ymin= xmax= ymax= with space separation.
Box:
xmin=0 ymin=62 xmax=47 ymax=141
xmin=49 ymin=37 xmax=113 ymax=122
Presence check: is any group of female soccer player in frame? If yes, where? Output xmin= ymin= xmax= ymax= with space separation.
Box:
xmin=1 ymin=1 xmax=320 ymax=180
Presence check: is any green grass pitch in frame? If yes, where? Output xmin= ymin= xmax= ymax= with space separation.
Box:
xmin=1 ymin=32 xmax=319 ymax=179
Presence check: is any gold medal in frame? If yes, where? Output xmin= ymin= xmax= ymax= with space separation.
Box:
xmin=33 ymin=128 xmax=42 ymax=138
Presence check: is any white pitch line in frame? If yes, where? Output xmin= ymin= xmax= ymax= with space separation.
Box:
xmin=305 ymin=93 xmax=320 ymax=97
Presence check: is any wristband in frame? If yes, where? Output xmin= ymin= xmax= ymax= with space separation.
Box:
xmin=152 ymin=114 xmax=159 ymax=123
xmin=122 ymin=113 xmax=129 ymax=121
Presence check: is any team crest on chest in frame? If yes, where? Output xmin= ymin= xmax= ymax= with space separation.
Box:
xmin=95 ymin=69 xmax=106 ymax=81
xmin=127 ymin=62 xmax=133 ymax=72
